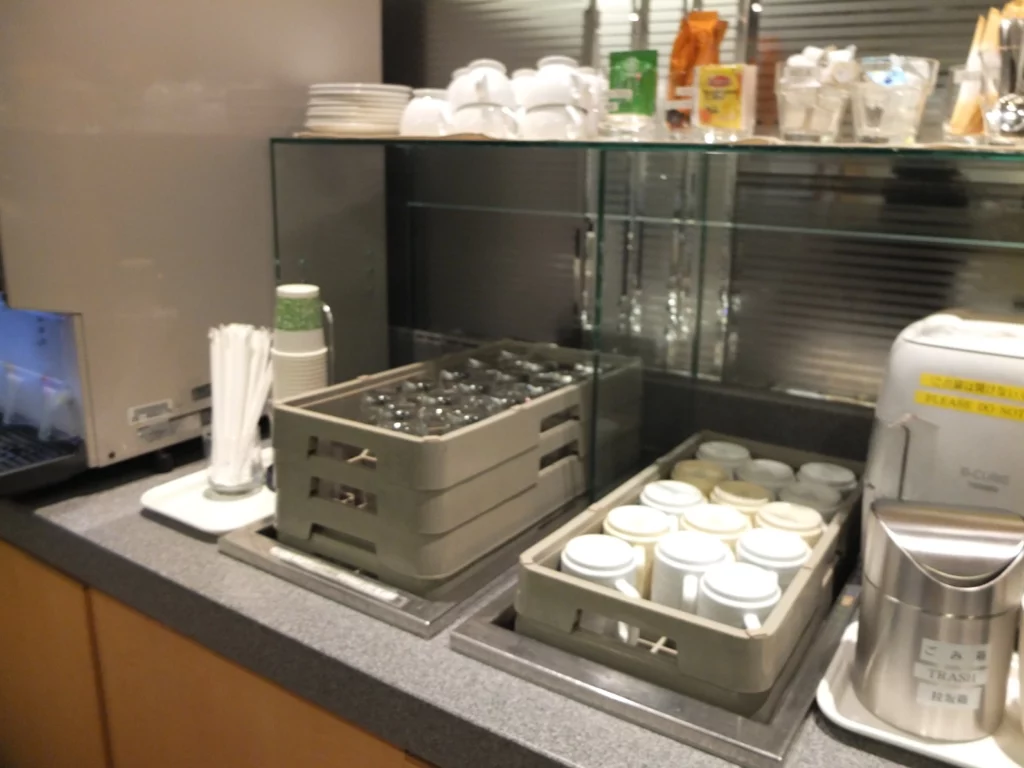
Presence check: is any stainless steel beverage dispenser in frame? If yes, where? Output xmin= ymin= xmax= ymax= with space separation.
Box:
xmin=854 ymin=499 xmax=1024 ymax=741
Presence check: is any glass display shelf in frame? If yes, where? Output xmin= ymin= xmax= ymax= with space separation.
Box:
xmin=271 ymin=134 xmax=1024 ymax=162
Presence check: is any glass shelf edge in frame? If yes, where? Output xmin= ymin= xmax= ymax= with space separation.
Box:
xmin=271 ymin=134 xmax=1024 ymax=161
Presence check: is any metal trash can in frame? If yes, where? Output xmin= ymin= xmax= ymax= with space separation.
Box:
xmin=854 ymin=499 xmax=1024 ymax=741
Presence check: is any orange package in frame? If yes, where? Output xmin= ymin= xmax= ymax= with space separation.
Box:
xmin=666 ymin=11 xmax=728 ymax=132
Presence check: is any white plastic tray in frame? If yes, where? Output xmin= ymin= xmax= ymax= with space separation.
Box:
xmin=140 ymin=448 xmax=275 ymax=536
xmin=817 ymin=622 xmax=1024 ymax=768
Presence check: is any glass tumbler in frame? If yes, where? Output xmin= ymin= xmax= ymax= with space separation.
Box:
xmin=852 ymin=57 xmax=938 ymax=144
xmin=942 ymin=65 xmax=985 ymax=144
xmin=776 ymin=63 xmax=850 ymax=143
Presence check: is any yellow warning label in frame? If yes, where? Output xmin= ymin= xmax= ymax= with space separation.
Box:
xmin=915 ymin=390 xmax=1024 ymax=422
xmin=920 ymin=374 xmax=1024 ymax=403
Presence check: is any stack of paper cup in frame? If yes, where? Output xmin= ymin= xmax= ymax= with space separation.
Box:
xmin=272 ymin=284 xmax=328 ymax=401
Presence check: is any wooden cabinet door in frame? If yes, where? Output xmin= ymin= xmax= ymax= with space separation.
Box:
xmin=91 ymin=592 xmax=407 ymax=768
xmin=0 ymin=540 xmax=110 ymax=768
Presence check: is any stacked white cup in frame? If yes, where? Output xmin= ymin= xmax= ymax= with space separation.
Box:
xmin=272 ymin=284 xmax=329 ymax=401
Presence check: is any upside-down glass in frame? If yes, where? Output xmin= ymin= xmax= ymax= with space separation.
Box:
xmin=852 ymin=57 xmax=939 ymax=145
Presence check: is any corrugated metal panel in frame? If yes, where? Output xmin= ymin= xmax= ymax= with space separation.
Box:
xmin=388 ymin=0 xmax=1024 ymax=407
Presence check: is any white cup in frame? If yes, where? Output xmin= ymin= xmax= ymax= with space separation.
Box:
xmin=560 ymin=533 xmax=644 ymax=644
xmin=697 ymin=562 xmax=782 ymax=630
xmin=399 ymin=88 xmax=453 ymax=137
xmin=696 ymin=441 xmax=752 ymax=478
xmin=736 ymin=528 xmax=810 ymax=588
xmin=710 ymin=480 xmax=772 ymax=521
xmin=779 ymin=481 xmax=842 ymax=522
xmin=511 ymin=68 xmax=537 ymax=108
xmin=651 ymin=531 xmax=733 ymax=612
xmin=451 ymin=104 xmax=519 ymax=138
xmin=755 ymin=501 xmax=825 ymax=548
xmin=447 ymin=59 xmax=515 ymax=110
xmin=602 ymin=505 xmax=673 ymax=596
xmin=797 ymin=462 xmax=858 ymax=495
xmin=736 ymin=459 xmax=795 ymax=498
xmin=521 ymin=105 xmax=587 ymax=140
xmin=676 ymin=503 xmax=751 ymax=553
xmin=639 ymin=480 xmax=706 ymax=529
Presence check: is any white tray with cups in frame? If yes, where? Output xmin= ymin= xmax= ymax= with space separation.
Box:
xmin=514 ymin=431 xmax=863 ymax=716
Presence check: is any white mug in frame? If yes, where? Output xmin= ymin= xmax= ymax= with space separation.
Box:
xmin=560 ymin=533 xmax=644 ymax=644
xmin=696 ymin=441 xmax=752 ymax=478
xmin=447 ymin=58 xmax=515 ymax=110
xmin=521 ymin=105 xmax=587 ymax=140
xmin=603 ymin=505 xmax=673 ymax=596
xmin=451 ymin=104 xmax=519 ymax=138
xmin=736 ymin=459 xmax=795 ymax=498
xmin=736 ymin=528 xmax=810 ymax=588
xmin=676 ymin=503 xmax=751 ymax=553
xmin=697 ymin=562 xmax=782 ymax=630
xmin=651 ymin=531 xmax=733 ymax=612
xmin=639 ymin=480 xmax=706 ymax=528
xmin=755 ymin=501 xmax=825 ymax=548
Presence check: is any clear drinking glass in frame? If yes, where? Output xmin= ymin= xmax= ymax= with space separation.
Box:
xmin=776 ymin=63 xmax=850 ymax=143
xmin=205 ymin=428 xmax=265 ymax=495
xmin=852 ymin=56 xmax=938 ymax=144
xmin=942 ymin=65 xmax=985 ymax=144
xmin=981 ymin=49 xmax=1024 ymax=146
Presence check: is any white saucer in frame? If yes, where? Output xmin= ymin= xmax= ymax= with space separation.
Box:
xmin=817 ymin=622 xmax=1024 ymax=768
xmin=141 ymin=447 xmax=275 ymax=536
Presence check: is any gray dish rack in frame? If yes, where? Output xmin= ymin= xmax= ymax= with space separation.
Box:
xmin=272 ymin=340 xmax=641 ymax=595
xmin=513 ymin=431 xmax=864 ymax=717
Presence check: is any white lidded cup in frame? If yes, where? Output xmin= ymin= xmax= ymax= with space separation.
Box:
xmin=736 ymin=528 xmax=810 ymax=588
xmin=797 ymin=461 xmax=858 ymax=495
xmin=696 ymin=441 xmax=752 ymax=479
xmin=671 ymin=460 xmax=731 ymax=497
xmin=639 ymin=480 xmax=706 ymax=529
xmin=697 ymin=562 xmax=782 ymax=630
xmin=603 ymin=505 xmax=673 ymax=596
xmin=651 ymin=531 xmax=733 ymax=612
xmin=736 ymin=459 xmax=795 ymax=498
xmin=711 ymin=480 xmax=772 ymax=521
xmin=676 ymin=503 xmax=751 ymax=553
xmin=560 ymin=533 xmax=644 ymax=645
xmin=779 ymin=480 xmax=842 ymax=522
xmin=755 ymin=501 xmax=825 ymax=548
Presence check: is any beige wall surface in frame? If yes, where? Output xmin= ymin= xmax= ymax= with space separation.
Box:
xmin=0 ymin=0 xmax=384 ymax=464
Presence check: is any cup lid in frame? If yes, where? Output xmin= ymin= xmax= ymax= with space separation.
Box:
xmin=468 ymin=58 xmax=507 ymax=73
xmin=277 ymin=284 xmax=320 ymax=300
xmin=605 ymin=505 xmax=673 ymax=539
xmin=780 ymin=481 xmax=842 ymax=513
xmin=713 ymin=480 xmax=772 ymax=507
xmin=681 ymin=503 xmax=749 ymax=535
xmin=703 ymin=562 xmax=780 ymax=603
xmin=562 ymin=534 xmax=634 ymax=574
xmin=738 ymin=528 xmax=810 ymax=565
xmin=697 ymin=441 xmax=751 ymax=466
xmin=737 ymin=459 xmax=795 ymax=488
xmin=658 ymin=531 xmax=730 ymax=567
xmin=640 ymin=480 xmax=705 ymax=512
xmin=757 ymin=502 xmax=824 ymax=534
xmin=672 ymin=460 xmax=731 ymax=482
xmin=797 ymin=462 xmax=857 ymax=491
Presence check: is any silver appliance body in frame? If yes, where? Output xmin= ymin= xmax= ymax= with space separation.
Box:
xmin=854 ymin=499 xmax=1024 ymax=741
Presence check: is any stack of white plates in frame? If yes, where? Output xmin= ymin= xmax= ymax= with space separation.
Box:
xmin=304 ymin=83 xmax=412 ymax=135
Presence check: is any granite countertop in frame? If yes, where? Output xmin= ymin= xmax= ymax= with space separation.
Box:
xmin=0 ymin=456 xmax=945 ymax=768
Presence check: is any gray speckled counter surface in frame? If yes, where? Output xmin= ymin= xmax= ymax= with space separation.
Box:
xmin=0 ymin=458 xmax=943 ymax=768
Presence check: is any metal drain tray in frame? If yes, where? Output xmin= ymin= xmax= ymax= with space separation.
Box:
xmin=219 ymin=498 xmax=586 ymax=638
xmin=451 ymin=582 xmax=859 ymax=768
